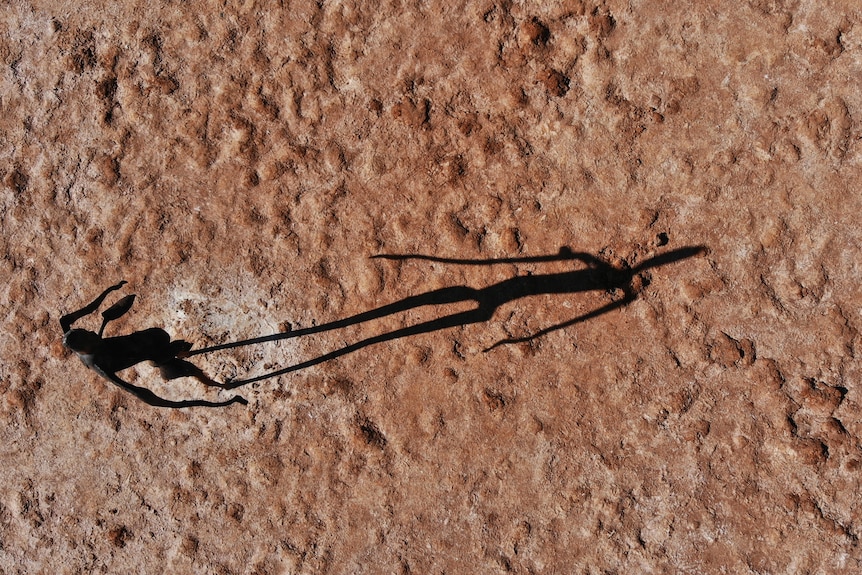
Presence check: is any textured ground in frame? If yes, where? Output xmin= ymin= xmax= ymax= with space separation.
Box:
xmin=2 ymin=1 xmax=861 ymax=573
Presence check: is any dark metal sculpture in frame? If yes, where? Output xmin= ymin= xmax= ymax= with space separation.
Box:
xmin=60 ymin=281 xmax=247 ymax=408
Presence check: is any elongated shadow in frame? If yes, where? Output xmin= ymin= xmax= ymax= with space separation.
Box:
xmin=185 ymin=245 xmax=706 ymax=389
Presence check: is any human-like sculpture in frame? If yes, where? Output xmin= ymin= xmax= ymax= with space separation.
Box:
xmin=60 ymin=281 xmax=247 ymax=408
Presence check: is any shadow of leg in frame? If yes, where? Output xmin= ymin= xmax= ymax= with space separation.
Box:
xmin=226 ymin=302 xmax=497 ymax=388
xmin=185 ymin=285 xmax=483 ymax=357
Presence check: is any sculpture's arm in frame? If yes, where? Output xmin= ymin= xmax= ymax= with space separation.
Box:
xmin=60 ymin=281 xmax=127 ymax=333
xmin=91 ymin=364 xmax=247 ymax=408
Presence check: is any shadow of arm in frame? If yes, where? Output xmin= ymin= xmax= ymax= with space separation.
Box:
xmin=483 ymin=294 xmax=635 ymax=351
xmin=372 ymin=247 xmax=604 ymax=266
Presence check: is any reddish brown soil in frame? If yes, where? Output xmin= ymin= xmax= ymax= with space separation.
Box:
xmin=2 ymin=1 xmax=861 ymax=572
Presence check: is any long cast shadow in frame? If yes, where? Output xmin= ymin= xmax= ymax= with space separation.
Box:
xmin=185 ymin=245 xmax=707 ymax=389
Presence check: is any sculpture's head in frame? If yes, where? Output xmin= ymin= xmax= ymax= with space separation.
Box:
xmin=63 ymin=328 xmax=101 ymax=354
